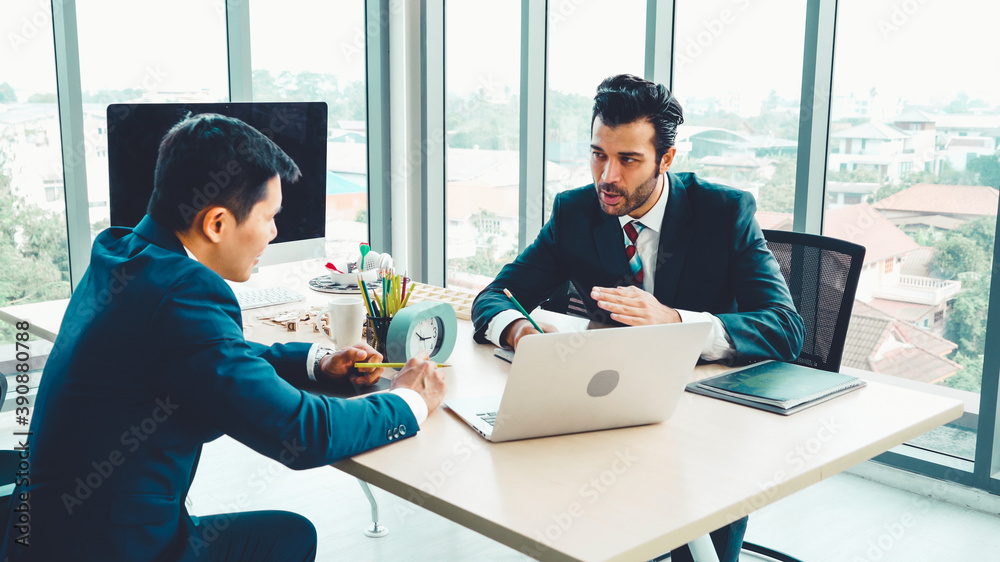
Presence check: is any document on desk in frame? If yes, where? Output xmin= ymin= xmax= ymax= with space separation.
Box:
xmin=686 ymin=360 xmax=866 ymax=415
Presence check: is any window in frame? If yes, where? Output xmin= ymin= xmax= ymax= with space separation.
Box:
xmin=249 ymin=0 xmax=368 ymax=260
xmin=445 ymin=0 xmax=522 ymax=293
xmin=544 ymin=0 xmax=646 ymax=220
xmin=0 ymin=2 xmax=71 ymax=346
xmin=76 ymin=0 xmax=229 ymax=238
xmin=671 ymin=0 xmax=807 ymax=231
xmin=824 ymin=0 xmax=1000 ymax=462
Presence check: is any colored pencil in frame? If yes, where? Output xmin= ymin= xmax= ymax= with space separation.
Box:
xmin=354 ymin=362 xmax=451 ymax=369
xmin=503 ymin=288 xmax=545 ymax=333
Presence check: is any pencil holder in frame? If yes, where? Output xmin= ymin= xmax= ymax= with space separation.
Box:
xmin=364 ymin=315 xmax=392 ymax=358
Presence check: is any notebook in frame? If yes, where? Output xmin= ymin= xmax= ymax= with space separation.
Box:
xmin=686 ymin=360 xmax=866 ymax=415
xmin=445 ymin=322 xmax=712 ymax=442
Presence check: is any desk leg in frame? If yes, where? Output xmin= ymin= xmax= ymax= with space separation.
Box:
xmin=687 ymin=535 xmax=720 ymax=562
xmin=357 ymin=479 xmax=389 ymax=537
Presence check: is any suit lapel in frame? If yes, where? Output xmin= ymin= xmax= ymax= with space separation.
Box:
xmin=653 ymin=172 xmax=694 ymax=305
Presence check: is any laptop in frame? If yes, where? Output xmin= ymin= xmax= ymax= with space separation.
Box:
xmin=445 ymin=322 xmax=711 ymax=442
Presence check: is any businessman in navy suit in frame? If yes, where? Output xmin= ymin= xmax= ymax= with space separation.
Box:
xmin=472 ymin=75 xmax=804 ymax=562
xmin=1 ymin=114 xmax=446 ymax=561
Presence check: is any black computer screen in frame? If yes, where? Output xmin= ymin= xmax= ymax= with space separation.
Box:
xmin=106 ymin=101 xmax=328 ymax=246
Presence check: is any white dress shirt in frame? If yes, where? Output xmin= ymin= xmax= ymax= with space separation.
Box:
xmin=486 ymin=176 xmax=736 ymax=362
xmin=181 ymin=245 xmax=427 ymax=425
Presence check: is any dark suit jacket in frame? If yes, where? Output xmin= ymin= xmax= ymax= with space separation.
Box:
xmin=472 ymin=172 xmax=805 ymax=364
xmin=1 ymin=216 xmax=418 ymax=561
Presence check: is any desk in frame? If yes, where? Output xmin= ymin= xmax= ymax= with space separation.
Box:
xmin=2 ymin=266 xmax=964 ymax=562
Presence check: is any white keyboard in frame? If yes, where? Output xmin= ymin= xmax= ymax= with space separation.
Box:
xmin=234 ymin=286 xmax=306 ymax=310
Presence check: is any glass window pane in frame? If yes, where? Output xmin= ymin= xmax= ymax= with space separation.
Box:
xmin=250 ymin=0 xmax=368 ymax=262
xmin=76 ymin=0 xmax=229 ymax=237
xmin=445 ymin=1 xmax=522 ymax=293
xmin=824 ymin=0 xmax=1000 ymax=460
xmin=0 ymin=1 xmax=72 ymax=345
xmin=544 ymin=0 xmax=646 ymax=220
xmin=672 ymin=0 xmax=807 ymax=231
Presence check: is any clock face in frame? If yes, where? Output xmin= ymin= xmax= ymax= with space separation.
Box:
xmin=410 ymin=317 xmax=441 ymax=355
xmin=384 ymin=300 xmax=457 ymax=364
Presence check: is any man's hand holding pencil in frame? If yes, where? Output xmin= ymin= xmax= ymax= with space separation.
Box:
xmin=500 ymin=288 xmax=559 ymax=350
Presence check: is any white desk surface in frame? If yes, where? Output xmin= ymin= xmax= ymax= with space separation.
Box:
xmin=2 ymin=263 xmax=965 ymax=561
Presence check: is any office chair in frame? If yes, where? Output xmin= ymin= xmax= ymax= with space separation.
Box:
xmin=0 ymin=371 xmax=20 ymax=529
xmin=738 ymin=229 xmax=866 ymax=562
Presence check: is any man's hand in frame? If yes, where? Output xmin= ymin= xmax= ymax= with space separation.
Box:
xmin=591 ymin=285 xmax=681 ymax=325
xmin=502 ymin=318 xmax=559 ymax=350
xmin=319 ymin=344 xmax=384 ymax=386
xmin=390 ymin=353 xmax=447 ymax=413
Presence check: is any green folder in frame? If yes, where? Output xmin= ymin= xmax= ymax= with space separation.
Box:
xmin=685 ymin=360 xmax=866 ymax=415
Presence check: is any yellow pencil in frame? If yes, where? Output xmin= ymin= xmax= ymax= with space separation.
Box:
xmin=355 ymin=362 xmax=451 ymax=369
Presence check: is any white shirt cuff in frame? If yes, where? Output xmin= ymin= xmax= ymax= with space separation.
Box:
xmin=390 ymin=388 xmax=428 ymax=426
xmin=485 ymin=309 xmax=528 ymax=347
xmin=305 ymin=343 xmax=322 ymax=382
xmin=675 ymin=309 xmax=736 ymax=362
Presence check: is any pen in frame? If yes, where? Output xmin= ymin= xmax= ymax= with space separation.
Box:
xmin=503 ymin=288 xmax=545 ymax=333
xmin=354 ymin=362 xmax=452 ymax=369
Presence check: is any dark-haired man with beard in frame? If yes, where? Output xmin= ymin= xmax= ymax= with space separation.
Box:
xmin=471 ymin=74 xmax=805 ymax=561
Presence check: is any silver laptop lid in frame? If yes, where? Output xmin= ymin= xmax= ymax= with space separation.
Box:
xmin=488 ymin=322 xmax=711 ymax=442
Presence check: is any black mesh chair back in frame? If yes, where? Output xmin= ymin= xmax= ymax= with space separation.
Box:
xmin=763 ymin=229 xmax=866 ymax=373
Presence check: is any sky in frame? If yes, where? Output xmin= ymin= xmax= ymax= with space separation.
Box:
xmin=2 ymin=0 xmax=999 ymax=109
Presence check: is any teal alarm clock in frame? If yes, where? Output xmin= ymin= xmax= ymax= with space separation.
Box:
xmin=384 ymin=301 xmax=458 ymax=364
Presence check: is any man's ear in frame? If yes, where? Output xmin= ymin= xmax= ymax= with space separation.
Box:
xmin=659 ymin=146 xmax=677 ymax=174
xmin=200 ymin=206 xmax=230 ymax=243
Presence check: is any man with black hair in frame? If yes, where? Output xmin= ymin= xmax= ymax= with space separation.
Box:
xmin=1 ymin=113 xmax=446 ymax=561
xmin=472 ymin=74 xmax=804 ymax=561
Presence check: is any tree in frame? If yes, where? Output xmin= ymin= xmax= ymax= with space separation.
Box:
xmin=967 ymin=151 xmax=1000 ymax=189
xmin=0 ymin=135 xmax=71 ymax=342
xmin=0 ymin=82 xmax=16 ymax=103
xmin=930 ymin=235 xmax=987 ymax=279
xmin=758 ymin=157 xmax=795 ymax=213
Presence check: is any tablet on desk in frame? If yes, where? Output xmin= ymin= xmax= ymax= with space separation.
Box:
xmin=493 ymin=347 xmax=514 ymax=364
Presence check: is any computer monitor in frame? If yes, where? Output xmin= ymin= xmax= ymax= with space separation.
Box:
xmin=106 ymin=101 xmax=328 ymax=267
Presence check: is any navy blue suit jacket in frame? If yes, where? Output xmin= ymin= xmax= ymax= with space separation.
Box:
xmin=1 ymin=216 xmax=418 ymax=561
xmin=472 ymin=172 xmax=805 ymax=364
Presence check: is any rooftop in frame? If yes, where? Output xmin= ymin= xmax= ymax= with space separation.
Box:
xmin=873 ymin=183 xmax=999 ymax=216
xmin=824 ymin=203 xmax=920 ymax=264
xmin=830 ymin=121 xmax=909 ymax=141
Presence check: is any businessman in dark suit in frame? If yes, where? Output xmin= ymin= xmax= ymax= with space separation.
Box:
xmin=1 ymin=113 xmax=446 ymax=561
xmin=472 ymin=75 xmax=804 ymax=562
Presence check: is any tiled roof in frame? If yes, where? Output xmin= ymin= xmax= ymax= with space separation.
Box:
xmin=756 ymin=211 xmax=793 ymax=231
xmin=824 ymin=204 xmax=920 ymax=264
xmin=842 ymin=313 xmax=891 ymax=370
xmin=869 ymin=346 xmax=960 ymax=384
xmin=842 ymin=300 xmax=960 ymax=383
xmin=873 ymin=183 xmax=999 ymax=216
xmin=896 ymin=322 xmax=957 ymax=357
xmin=830 ymin=121 xmax=909 ymax=140
xmin=867 ymin=298 xmax=934 ymax=323
xmin=891 ymin=110 xmax=935 ymax=123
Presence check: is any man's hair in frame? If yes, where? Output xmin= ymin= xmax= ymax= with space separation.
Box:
xmin=591 ymin=74 xmax=684 ymax=162
xmin=147 ymin=113 xmax=301 ymax=232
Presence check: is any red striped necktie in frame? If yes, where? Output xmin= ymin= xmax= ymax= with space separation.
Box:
xmin=624 ymin=220 xmax=645 ymax=287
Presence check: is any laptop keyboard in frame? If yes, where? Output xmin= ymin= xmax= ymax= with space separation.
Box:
xmin=476 ymin=411 xmax=498 ymax=426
